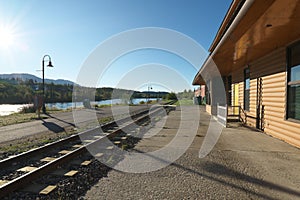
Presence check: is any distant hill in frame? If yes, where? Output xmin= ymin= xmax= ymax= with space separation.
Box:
xmin=0 ymin=73 xmax=75 ymax=85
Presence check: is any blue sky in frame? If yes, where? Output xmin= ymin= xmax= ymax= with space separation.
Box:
xmin=0 ymin=0 xmax=231 ymax=92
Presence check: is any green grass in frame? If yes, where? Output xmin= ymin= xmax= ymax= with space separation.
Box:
xmin=0 ymin=129 xmax=76 ymax=158
xmin=0 ymin=136 xmax=54 ymax=155
xmin=98 ymin=116 xmax=114 ymax=124
xmin=0 ymin=107 xmax=73 ymax=127
xmin=175 ymin=99 xmax=194 ymax=106
xmin=0 ymin=113 xmax=48 ymax=127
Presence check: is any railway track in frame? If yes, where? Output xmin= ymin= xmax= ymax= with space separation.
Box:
xmin=0 ymin=101 xmax=176 ymax=199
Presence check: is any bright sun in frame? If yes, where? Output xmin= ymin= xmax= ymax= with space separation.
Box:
xmin=0 ymin=26 xmax=15 ymax=49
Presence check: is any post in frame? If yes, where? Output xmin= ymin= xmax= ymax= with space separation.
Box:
xmin=239 ymin=105 xmax=241 ymax=122
xmin=147 ymin=85 xmax=152 ymax=107
xmin=41 ymin=55 xmax=53 ymax=114
xmin=42 ymin=60 xmax=45 ymax=113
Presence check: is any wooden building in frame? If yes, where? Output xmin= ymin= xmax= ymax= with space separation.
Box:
xmin=193 ymin=0 xmax=300 ymax=148
xmin=194 ymin=86 xmax=206 ymax=105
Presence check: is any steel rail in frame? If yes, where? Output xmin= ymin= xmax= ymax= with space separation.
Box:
xmin=0 ymin=103 xmax=175 ymax=197
xmin=0 ymin=107 xmax=150 ymax=169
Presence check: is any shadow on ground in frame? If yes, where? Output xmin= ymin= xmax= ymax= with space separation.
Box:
xmin=46 ymin=113 xmax=76 ymax=127
xmin=132 ymin=148 xmax=300 ymax=200
xmin=41 ymin=120 xmax=65 ymax=133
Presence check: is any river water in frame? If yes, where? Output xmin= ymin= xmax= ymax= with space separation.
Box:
xmin=0 ymin=98 xmax=160 ymax=116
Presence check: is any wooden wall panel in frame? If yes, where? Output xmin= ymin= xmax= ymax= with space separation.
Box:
xmin=231 ymin=47 xmax=300 ymax=148
xmin=266 ymin=129 xmax=300 ymax=148
xmin=238 ymin=82 xmax=244 ymax=107
xmin=262 ymin=72 xmax=286 ymax=113
xmin=251 ymin=48 xmax=286 ymax=79
xmin=206 ymin=105 xmax=211 ymax=115
xmin=246 ymin=117 xmax=256 ymax=127
xmin=232 ymin=69 xmax=244 ymax=84
xmin=252 ymin=49 xmax=300 ymax=148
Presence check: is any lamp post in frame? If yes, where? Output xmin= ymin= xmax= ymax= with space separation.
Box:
xmin=147 ymin=85 xmax=152 ymax=107
xmin=42 ymin=55 xmax=54 ymax=113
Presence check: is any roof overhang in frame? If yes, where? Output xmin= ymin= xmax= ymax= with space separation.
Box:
xmin=193 ymin=0 xmax=300 ymax=85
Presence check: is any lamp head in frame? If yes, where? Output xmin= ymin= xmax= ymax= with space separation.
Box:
xmin=47 ymin=61 xmax=54 ymax=67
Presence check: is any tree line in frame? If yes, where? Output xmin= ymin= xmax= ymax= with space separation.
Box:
xmin=0 ymin=78 xmax=170 ymax=104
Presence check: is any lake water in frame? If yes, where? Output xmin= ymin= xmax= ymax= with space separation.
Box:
xmin=46 ymin=99 xmax=123 ymax=110
xmin=0 ymin=104 xmax=32 ymax=116
xmin=0 ymin=98 xmax=160 ymax=116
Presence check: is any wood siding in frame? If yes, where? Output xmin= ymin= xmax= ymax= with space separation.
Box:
xmin=235 ymin=47 xmax=300 ymax=148
xmin=206 ymin=105 xmax=212 ymax=115
xmin=251 ymin=48 xmax=286 ymax=78
xmin=262 ymin=71 xmax=300 ymax=147
xmin=206 ymin=47 xmax=300 ymax=148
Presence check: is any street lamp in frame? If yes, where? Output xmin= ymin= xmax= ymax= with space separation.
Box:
xmin=42 ymin=54 xmax=54 ymax=113
xmin=147 ymin=85 xmax=152 ymax=107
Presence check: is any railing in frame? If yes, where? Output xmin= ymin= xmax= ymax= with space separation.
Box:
xmin=217 ymin=104 xmax=227 ymax=127
xmin=221 ymin=104 xmax=266 ymax=129
xmin=239 ymin=106 xmax=247 ymax=124
xmin=217 ymin=105 xmax=255 ymax=127
xmin=227 ymin=105 xmax=247 ymax=124
xmin=227 ymin=106 xmax=240 ymax=121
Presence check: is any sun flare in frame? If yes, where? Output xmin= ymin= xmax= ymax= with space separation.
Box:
xmin=0 ymin=26 xmax=15 ymax=49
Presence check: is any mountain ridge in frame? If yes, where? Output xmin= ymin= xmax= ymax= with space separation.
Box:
xmin=0 ymin=73 xmax=75 ymax=85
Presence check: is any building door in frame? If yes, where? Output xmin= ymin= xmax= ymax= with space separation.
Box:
xmin=234 ymin=84 xmax=239 ymax=114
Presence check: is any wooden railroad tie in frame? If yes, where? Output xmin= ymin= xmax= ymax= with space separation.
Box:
xmin=39 ymin=185 xmax=57 ymax=195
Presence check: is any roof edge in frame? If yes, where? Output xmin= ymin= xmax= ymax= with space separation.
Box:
xmin=209 ymin=0 xmax=245 ymax=53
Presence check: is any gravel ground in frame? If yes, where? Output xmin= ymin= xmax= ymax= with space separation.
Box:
xmin=83 ymin=106 xmax=300 ymax=200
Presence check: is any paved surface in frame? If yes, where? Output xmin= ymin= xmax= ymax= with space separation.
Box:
xmin=0 ymin=105 xmax=148 ymax=144
xmin=84 ymin=105 xmax=300 ymax=200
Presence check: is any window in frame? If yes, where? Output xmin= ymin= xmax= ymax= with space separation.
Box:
xmin=287 ymin=42 xmax=300 ymax=120
xmin=244 ymin=68 xmax=250 ymax=111
xmin=205 ymin=80 xmax=211 ymax=105
xmin=228 ymin=75 xmax=232 ymax=106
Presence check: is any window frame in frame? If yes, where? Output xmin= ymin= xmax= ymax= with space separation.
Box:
xmin=205 ymin=80 xmax=211 ymax=105
xmin=244 ymin=67 xmax=250 ymax=111
xmin=286 ymin=41 xmax=300 ymax=121
xmin=227 ymin=75 xmax=232 ymax=106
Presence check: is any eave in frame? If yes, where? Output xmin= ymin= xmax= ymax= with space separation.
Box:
xmin=194 ymin=0 xmax=300 ymax=85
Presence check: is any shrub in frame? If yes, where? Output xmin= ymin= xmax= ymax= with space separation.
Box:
xmin=20 ymin=105 xmax=36 ymax=113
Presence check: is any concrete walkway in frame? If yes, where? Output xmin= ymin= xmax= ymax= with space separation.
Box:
xmin=84 ymin=105 xmax=300 ymax=200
